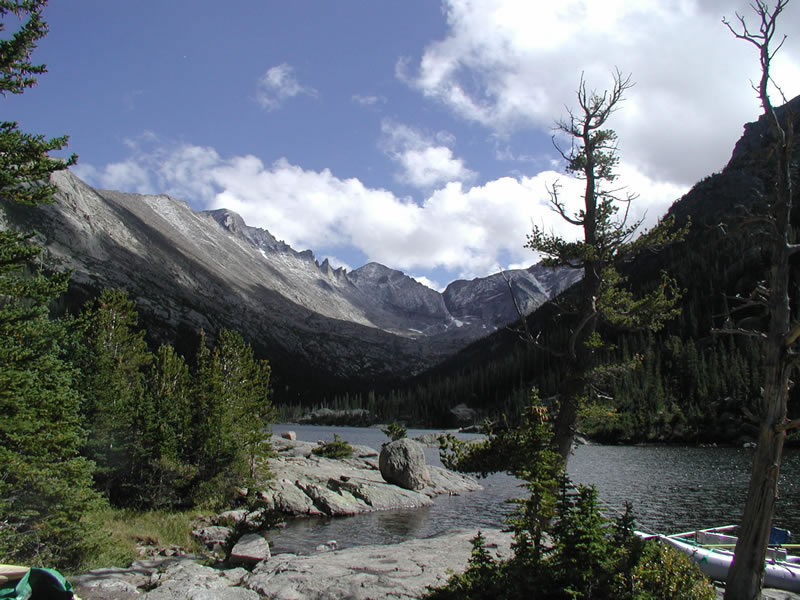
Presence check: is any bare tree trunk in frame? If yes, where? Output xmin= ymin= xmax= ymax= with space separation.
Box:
xmin=725 ymin=365 xmax=788 ymax=598
xmin=723 ymin=3 xmax=794 ymax=596
xmin=553 ymin=373 xmax=583 ymax=461
xmin=725 ymin=123 xmax=793 ymax=598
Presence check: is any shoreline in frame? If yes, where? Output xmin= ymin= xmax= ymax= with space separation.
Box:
xmin=72 ymin=527 xmax=514 ymax=599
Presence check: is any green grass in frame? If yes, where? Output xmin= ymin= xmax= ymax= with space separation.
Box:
xmin=77 ymin=506 xmax=211 ymax=573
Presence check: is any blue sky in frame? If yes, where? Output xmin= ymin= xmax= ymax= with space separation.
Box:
xmin=7 ymin=1 xmax=800 ymax=290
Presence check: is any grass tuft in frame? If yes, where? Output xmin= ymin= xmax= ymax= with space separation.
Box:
xmin=77 ymin=506 xmax=211 ymax=573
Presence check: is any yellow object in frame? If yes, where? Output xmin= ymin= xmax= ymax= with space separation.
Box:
xmin=0 ymin=565 xmax=29 ymax=582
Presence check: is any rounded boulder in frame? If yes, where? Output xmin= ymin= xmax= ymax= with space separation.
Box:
xmin=378 ymin=438 xmax=430 ymax=490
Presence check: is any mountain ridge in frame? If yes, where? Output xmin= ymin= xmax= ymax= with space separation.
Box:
xmin=0 ymin=170 xmax=578 ymax=402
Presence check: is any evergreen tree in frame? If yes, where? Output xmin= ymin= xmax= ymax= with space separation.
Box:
xmin=138 ymin=344 xmax=196 ymax=507
xmin=0 ymin=0 xmax=100 ymax=568
xmin=70 ymin=289 xmax=152 ymax=504
xmin=525 ymin=71 xmax=685 ymax=460
xmin=213 ymin=329 xmax=275 ymax=479
xmin=190 ymin=330 xmax=275 ymax=504
xmin=431 ymin=390 xmax=715 ymax=600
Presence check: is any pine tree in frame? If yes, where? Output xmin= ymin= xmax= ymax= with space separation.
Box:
xmin=525 ymin=71 xmax=685 ymax=460
xmin=0 ymin=0 xmax=100 ymax=568
xmin=213 ymin=329 xmax=275 ymax=480
xmin=70 ymin=289 xmax=152 ymax=504
xmin=140 ymin=344 xmax=196 ymax=507
xmin=189 ymin=330 xmax=275 ymax=503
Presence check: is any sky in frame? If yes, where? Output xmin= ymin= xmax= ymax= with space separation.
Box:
xmin=5 ymin=1 xmax=800 ymax=291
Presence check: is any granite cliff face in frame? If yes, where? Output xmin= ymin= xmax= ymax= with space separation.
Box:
xmin=2 ymin=170 xmax=578 ymax=399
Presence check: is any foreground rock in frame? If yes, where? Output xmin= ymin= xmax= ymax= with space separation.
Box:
xmin=71 ymin=528 xmax=514 ymax=600
xmin=248 ymin=528 xmax=513 ymax=599
xmin=257 ymin=435 xmax=480 ymax=518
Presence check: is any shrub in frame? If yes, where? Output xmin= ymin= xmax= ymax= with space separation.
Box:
xmin=312 ymin=434 xmax=354 ymax=459
xmin=381 ymin=422 xmax=408 ymax=442
xmin=428 ymin=389 xmax=716 ymax=599
xmin=622 ymin=540 xmax=716 ymax=600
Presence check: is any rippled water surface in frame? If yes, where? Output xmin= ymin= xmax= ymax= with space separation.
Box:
xmin=268 ymin=424 xmax=800 ymax=555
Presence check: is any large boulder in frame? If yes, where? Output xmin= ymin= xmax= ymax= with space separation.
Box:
xmin=378 ymin=439 xmax=430 ymax=490
xmin=449 ymin=403 xmax=477 ymax=426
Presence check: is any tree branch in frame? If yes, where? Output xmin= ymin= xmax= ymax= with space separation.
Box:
xmin=776 ymin=418 xmax=800 ymax=432
xmin=501 ymin=267 xmax=534 ymax=343
xmin=785 ymin=321 xmax=800 ymax=347
xmin=711 ymin=327 xmax=768 ymax=340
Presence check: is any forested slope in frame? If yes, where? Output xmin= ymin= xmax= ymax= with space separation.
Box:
xmin=353 ymin=96 xmax=800 ymax=442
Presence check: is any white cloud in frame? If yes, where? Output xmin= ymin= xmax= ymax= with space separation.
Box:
xmin=403 ymin=0 xmax=800 ymax=187
xmin=256 ymin=63 xmax=317 ymax=110
xmin=75 ymin=138 xmax=684 ymax=283
xmin=380 ymin=119 xmax=476 ymax=189
xmin=410 ymin=274 xmax=443 ymax=292
xmin=72 ymin=161 xmax=155 ymax=195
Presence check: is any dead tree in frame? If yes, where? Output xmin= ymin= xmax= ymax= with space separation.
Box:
xmin=722 ymin=2 xmax=798 ymax=598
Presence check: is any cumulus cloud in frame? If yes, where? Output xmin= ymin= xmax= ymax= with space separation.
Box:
xmin=256 ymin=63 xmax=317 ymax=110
xmin=76 ymin=137 xmax=682 ymax=282
xmin=380 ymin=119 xmax=476 ymax=189
xmin=402 ymin=0 xmax=800 ymax=186
xmin=410 ymin=274 xmax=443 ymax=292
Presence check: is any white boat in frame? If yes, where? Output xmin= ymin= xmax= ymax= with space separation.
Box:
xmin=636 ymin=525 xmax=800 ymax=592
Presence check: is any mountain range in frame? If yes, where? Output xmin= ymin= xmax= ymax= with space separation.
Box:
xmin=0 ymin=170 xmax=578 ymax=401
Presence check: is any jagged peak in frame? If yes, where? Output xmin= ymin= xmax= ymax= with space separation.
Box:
xmin=205 ymin=207 xmax=247 ymax=233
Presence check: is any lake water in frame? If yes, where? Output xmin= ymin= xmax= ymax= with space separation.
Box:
xmin=268 ymin=424 xmax=800 ymax=555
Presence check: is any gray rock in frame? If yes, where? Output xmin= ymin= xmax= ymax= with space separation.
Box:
xmin=258 ymin=436 xmax=479 ymax=517
xmin=281 ymin=430 xmax=297 ymax=441
xmin=379 ymin=438 xmax=430 ymax=490
xmin=191 ymin=526 xmax=232 ymax=550
xmin=143 ymin=560 xmax=259 ymax=600
xmin=247 ymin=528 xmax=514 ymax=599
xmin=215 ymin=509 xmax=265 ymax=528
xmin=413 ymin=432 xmax=445 ymax=447
xmin=449 ymin=403 xmax=476 ymax=425
xmin=229 ymin=533 xmax=271 ymax=566
xmin=70 ymin=576 xmax=141 ymax=600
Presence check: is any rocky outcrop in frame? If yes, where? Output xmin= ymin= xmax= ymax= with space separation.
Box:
xmin=256 ymin=436 xmax=479 ymax=518
xmin=449 ymin=402 xmax=477 ymax=425
xmin=71 ymin=528 xmax=515 ymax=600
xmin=246 ymin=528 xmax=514 ymax=599
xmin=379 ymin=438 xmax=430 ymax=490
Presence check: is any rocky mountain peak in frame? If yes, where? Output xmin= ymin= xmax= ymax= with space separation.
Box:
xmin=728 ymin=94 xmax=800 ymax=170
xmin=1 ymin=169 xmax=579 ymax=401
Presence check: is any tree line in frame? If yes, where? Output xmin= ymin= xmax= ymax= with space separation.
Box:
xmin=0 ymin=1 xmax=275 ymax=569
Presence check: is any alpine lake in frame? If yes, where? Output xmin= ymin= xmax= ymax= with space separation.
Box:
xmin=267 ymin=424 xmax=800 ymax=555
